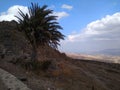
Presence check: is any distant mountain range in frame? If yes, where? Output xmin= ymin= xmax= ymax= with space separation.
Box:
xmin=95 ymin=48 xmax=120 ymax=56
xmin=67 ymin=52 xmax=120 ymax=64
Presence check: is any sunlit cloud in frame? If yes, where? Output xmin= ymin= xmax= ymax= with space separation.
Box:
xmin=61 ymin=4 xmax=73 ymax=10
xmin=0 ymin=5 xmax=69 ymax=21
xmin=0 ymin=5 xmax=28 ymax=21
xmin=53 ymin=11 xmax=69 ymax=20
xmin=60 ymin=12 xmax=120 ymax=53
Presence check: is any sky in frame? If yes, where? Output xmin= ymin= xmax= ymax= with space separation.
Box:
xmin=0 ymin=0 xmax=120 ymax=55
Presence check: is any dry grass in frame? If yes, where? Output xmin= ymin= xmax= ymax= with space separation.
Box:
xmin=47 ymin=60 xmax=73 ymax=78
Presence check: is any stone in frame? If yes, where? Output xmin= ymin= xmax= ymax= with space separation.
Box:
xmin=18 ymin=77 xmax=27 ymax=82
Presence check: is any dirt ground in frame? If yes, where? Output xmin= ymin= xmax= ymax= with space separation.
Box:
xmin=0 ymin=57 xmax=120 ymax=90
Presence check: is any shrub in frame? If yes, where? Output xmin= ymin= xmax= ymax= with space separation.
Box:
xmin=9 ymin=53 xmax=51 ymax=71
xmin=24 ymin=60 xmax=52 ymax=71
xmin=40 ymin=60 xmax=51 ymax=71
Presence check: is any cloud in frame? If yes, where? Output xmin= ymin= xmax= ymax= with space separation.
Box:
xmin=0 ymin=5 xmax=28 ymax=21
xmin=61 ymin=4 xmax=73 ymax=10
xmin=53 ymin=11 xmax=69 ymax=20
xmin=0 ymin=5 xmax=69 ymax=21
xmin=60 ymin=12 xmax=120 ymax=54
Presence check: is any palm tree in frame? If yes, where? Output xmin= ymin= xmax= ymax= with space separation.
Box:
xmin=15 ymin=3 xmax=64 ymax=62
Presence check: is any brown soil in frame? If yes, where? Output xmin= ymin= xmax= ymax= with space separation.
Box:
xmin=0 ymin=57 xmax=120 ymax=90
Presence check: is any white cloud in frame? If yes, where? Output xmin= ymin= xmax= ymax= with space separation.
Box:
xmin=0 ymin=5 xmax=28 ymax=21
xmin=61 ymin=4 xmax=73 ymax=10
xmin=59 ymin=12 xmax=120 ymax=54
xmin=0 ymin=5 xmax=69 ymax=21
xmin=54 ymin=11 xmax=69 ymax=20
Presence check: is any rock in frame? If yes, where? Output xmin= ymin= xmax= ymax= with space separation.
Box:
xmin=18 ymin=77 xmax=27 ymax=82
xmin=1 ymin=54 xmax=5 ymax=59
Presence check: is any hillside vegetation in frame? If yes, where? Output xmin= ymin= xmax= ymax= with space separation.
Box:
xmin=0 ymin=21 xmax=120 ymax=90
xmin=0 ymin=2 xmax=120 ymax=89
xmin=0 ymin=20 xmax=67 ymax=64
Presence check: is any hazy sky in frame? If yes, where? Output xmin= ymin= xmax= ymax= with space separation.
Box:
xmin=0 ymin=0 xmax=120 ymax=54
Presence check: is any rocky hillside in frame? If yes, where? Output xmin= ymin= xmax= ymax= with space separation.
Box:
xmin=0 ymin=21 xmax=30 ymax=56
xmin=0 ymin=21 xmax=120 ymax=90
xmin=0 ymin=21 xmax=67 ymax=60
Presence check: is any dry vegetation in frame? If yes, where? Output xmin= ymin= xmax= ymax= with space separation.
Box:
xmin=0 ymin=21 xmax=120 ymax=90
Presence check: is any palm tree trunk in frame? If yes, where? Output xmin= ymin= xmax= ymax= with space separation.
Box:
xmin=31 ymin=31 xmax=37 ymax=62
xmin=31 ymin=45 xmax=37 ymax=62
xmin=31 ymin=35 xmax=37 ymax=62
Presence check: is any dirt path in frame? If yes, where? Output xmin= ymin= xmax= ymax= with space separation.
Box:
xmin=69 ymin=63 xmax=109 ymax=90
xmin=68 ymin=59 xmax=120 ymax=90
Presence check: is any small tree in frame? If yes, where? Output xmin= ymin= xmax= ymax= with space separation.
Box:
xmin=16 ymin=3 xmax=64 ymax=62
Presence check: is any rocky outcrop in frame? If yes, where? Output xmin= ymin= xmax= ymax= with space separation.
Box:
xmin=0 ymin=68 xmax=31 ymax=90
xmin=0 ymin=21 xmax=31 ymax=60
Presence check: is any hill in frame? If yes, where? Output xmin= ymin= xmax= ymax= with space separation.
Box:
xmin=0 ymin=21 xmax=67 ymax=60
xmin=95 ymin=48 xmax=120 ymax=56
xmin=0 ymin=21 xmax=120 ymax=90
xmin=67 ymin=53 xmax=120 ymax=64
